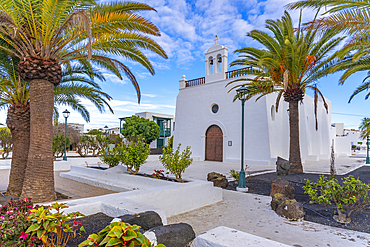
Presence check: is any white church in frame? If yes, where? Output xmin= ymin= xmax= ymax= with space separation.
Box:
xmin=173 ymin=39 xmax=332 ymax=167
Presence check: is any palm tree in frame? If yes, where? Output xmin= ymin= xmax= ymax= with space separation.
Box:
xmin=359 ymin=117 xmax=370 ymax=139
xmin=227 ymin=11 xmax=344 ymax=174
xmin=286 ymin=0 xmax=370 ymax=35
xmin=287 ymin=1 xmax=370 ymax=102
xmin=0 ymin=0 xmax=167 ymax=202
xmin=1 ymin=53 xmax=113 ymax=197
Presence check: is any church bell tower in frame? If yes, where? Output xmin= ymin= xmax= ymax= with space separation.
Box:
xmin=205 ymin=36 xmax=228 ymax=83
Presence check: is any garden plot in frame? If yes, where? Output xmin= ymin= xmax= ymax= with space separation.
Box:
xmin=59 ymin=165 xmax=222 ymax=224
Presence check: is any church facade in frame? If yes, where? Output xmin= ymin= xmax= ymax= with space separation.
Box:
xmin=173 ymin=39 xmax=332 ymax=167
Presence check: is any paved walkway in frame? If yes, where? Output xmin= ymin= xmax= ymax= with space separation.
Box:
xmin=1 ymin=154 xmax=369 ymax=246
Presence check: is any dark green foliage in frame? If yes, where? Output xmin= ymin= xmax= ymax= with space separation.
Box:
xmin=99 ymin=148 xmax=121 ymax=168
xmin=117 ymin=140 xmax=150 ymax=175
xmin=87 ymin=129 xmax=101 ymax=135
xmin=121 ymin=116 xmax=160 ymax=144
xmin=0 ymin=127 xmax=12 ymax=159
xmin=52 ymin=134 xmax=71 ymax=158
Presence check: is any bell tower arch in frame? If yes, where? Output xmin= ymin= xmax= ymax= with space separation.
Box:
xmin=205 ymin=36 xmax=228 ymax=83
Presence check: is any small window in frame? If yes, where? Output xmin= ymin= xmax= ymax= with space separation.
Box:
xmin=211 ymin=104 xmax=219 ymax=114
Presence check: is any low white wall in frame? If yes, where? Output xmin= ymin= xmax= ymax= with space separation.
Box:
xmin=191 ymin=226 xmax=293 ymax=247
xmin=59 ymin=166 xmax=222 ymax=221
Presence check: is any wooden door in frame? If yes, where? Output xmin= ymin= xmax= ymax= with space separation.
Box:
xmin=205 ymin=125 xmax=223 ymax=161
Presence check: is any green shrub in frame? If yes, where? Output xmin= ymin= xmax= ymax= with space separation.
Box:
xmin=159 ymin=144 xmax=192 ymax=182
xmin=304 ymin=175 xmax=370 ymax=223
xmin=99 ymin=148 xmax=121 ymax=168
xmin=117 ymin=140 xmax=150 ymax=175
xmin=78 ymin=221 xmax=165 ymax=247
xmin=53 ymin=134 xmax=71 ymax=158
xmin=27 ymin=202 xmax=85 ymax=246
xmin=0 ymin=198 xmax=43 ymax=246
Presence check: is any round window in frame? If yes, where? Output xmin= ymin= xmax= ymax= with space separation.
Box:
xmin=211 ymin=104 xmax=219 ymax=114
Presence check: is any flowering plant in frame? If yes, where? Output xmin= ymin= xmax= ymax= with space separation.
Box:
xmin=152 ymin=170 xmax=165 ymax=179
xmin=304 ymin=175 xmax=370 ymax=223
xmin=0 ymin=198 xmax=43 ymax=246
xmin=26 ymin=202 xmax=85 ymax=246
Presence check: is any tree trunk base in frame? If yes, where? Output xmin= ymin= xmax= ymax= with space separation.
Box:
xmin=290 ymin=163 xmax=303 ymax=174
xmin=333 ymin=214 xmax=351 ymax=224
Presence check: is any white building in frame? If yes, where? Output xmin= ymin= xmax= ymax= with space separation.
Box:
xmin=173 ymin=39 xmax=332 ymax=167
xmin=331 ymin=123 xmax=364 ymax=156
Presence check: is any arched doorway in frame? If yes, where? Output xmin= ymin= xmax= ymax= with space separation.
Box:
xmin=205 ymin=125 xmax=223 ymax=161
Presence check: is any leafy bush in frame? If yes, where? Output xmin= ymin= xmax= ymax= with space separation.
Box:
xmin=304 ymin=175 xmax=370 ymax=223
xmin=0 ymin=127 xmax=12 ymax=159
xmin=117 ymin=140 xmax=150 ymax=175
xmin=0 ymin=198 xmax=43 ymax=246
xmin=159 ymin=144 xmax=193 ymax=182
xmin=27 ymin=202 xmax=85 ymax=246
xmin=77 ymin=135 xmax=100 ymax=157
xmin=78 ymin=221 xmax=165 ymax=247
xmin=53 ymin=134 xmax=71 ymax=158
xmin=121 ymin=115 xmax=160 ymax=144
xmin=100 ymin=148 xmax=121 ymax=168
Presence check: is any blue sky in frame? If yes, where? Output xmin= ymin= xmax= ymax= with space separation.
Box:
xmin=0 ymin=0 xmax=368 ymax=130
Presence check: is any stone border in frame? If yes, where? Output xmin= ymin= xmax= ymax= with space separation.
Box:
xmin=191 ymin=226 xmax=293 ymax=247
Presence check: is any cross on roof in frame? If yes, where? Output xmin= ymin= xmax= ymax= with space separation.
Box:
xmin=214 ymin=35 xmax=218 ymax=44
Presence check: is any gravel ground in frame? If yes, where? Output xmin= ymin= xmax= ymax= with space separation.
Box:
xmin=240 ymin=166 xmax=370 ymax=234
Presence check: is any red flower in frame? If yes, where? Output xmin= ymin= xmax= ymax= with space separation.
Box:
xmin=20 ymin=232 xmax=28 ymax=239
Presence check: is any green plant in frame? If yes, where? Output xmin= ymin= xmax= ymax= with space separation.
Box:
xmin=230 ymin=166 xmax=251 ymax=184
xmin=159 ymin=144 xmax=193 ymax=182
xmin=53 ymin=134 xmax=71 ymax=158
xmin=0 ymin=198 xmax=43 ymax=246
xmin=100 ymin=148 xmax=121 ymax=168
xmin=78 ymin=221 xmax=165 ymax=247
xmin=304 ymin=175 xmax=370 ymax=223
xmin=121 ymin=116 xmax=160 ymax=144
xmin=117 ymin=140 xmax=150 ymax=175
xmin=0 ymin=127 xmax=12 ymax=159
xmin=26 ymin=202 xmax=85 ymax=247
xmin=167 ymin=136 xmax=173 ymax=148
xmin=230 ymin=169 xmax=239 ymax=180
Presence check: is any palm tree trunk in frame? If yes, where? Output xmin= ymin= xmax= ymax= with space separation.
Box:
xmin=21 ymin=79 xmax=56 ymax=202
xmin=289 ymin=100 xmax=303 ymax=174
xmin=6 ymin=104 xmax=30 ymax=197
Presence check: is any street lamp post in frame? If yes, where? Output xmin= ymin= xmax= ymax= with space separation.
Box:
xmin=62 ymin=109 xmax=70 ymax=161
xmin=367 ymin=136 xmax=370 ymax=164
xmin=236 ymin=85 xmax=250 ymax=192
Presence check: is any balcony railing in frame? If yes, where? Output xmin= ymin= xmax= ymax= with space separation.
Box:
xmin=160 ymin=128 xmax=171 ymax=137
xmin=225 ymin=67 xmax=251 ymax=79
xmin=186 ymin=77 xmax=205 ymax=87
